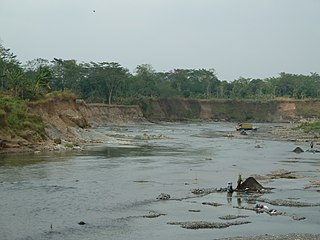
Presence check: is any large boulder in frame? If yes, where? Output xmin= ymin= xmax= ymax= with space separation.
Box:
xmin=293 ymin=147 xmax=304 ymax=153
xmin=237 ymin=177 xmax=264 ymax=191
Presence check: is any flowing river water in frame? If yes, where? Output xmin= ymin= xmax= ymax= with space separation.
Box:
xmin=0 ymin=123 xmax=320 ymax=240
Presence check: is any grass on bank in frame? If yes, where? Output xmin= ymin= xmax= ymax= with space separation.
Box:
xmin=298 ymin=121 xmax=320 ymax=133
xmin=0 ymin=95 xmax=46 ymax=140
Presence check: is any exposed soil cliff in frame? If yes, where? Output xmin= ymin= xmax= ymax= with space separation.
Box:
xmin=1 ymin=96 xmax=320 ymax=153
xmin=28 ymin=96 xmax=145 ymax=146
xmin=0 ymin=95 xmax=146 ymax=152
xmin=140 ymin=98 xmax=320 ymax=123
xmin=78 ymin=102 xmax=145 ymax=126
xmin=28 ymin=95 xmax=89 ymax=142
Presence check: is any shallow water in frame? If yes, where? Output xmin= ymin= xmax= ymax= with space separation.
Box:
xmin=0 ymin=123 xmax=319 ymax=240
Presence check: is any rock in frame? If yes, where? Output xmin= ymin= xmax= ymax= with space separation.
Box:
xmin=269 ymin=169 xmax=302 ymax=179
xmin=191 ymin=187 xmax=227 ymax=195
xmin=237 ymin=177 xmax=265 ymax=191
xmin=53 ymin=144 xmax=67 ymax=151
xmin=304 ymin=179 xmax=320 ymax=189
xmin=0 ymin=139 xmax=5 ymax=149
xmin=258 ymin=198 xmax=320 ymax=207
xmin=143 ymin=211 xmax=166 ymax=218
xmin=217 ymin=233 xmax=320 ymax=240
xmin=156 ymin=193 xmax=171 ymax=200
xmin=78 ymin=220 xmax=86 ymax=225
xmin=306 ymin=149 xmax=320 ymax=153
xmin=234 ymin=205 xmax=283 ymax=216
xmin=53 ymin=138 xmax=62 ymax=144
xmin=219 ymin=215 xmax=249 ymax=220
xmin=240 ymin=130 xmax=248 ymax=135
xmin=202 ymin=201 xmax=223 ymax=207
xmin=292 ymin=215 xmax=306 ymax=221
xmin=293 ymin=147 xmax=304 ymax=153
xmin=73 ymin=145 xmax=82 ymax=150
xmin=188 ymin=209 xmax=201 ymax=212
xmin=167 ymin=220 xmax=251 ymax=229
xmin=191 ymin=188 xmax=205 ymax=194
xmin=253 ymin=169 xmax=303 ymax=180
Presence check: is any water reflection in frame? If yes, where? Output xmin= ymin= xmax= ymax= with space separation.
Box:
xmin=237 ymin=192 xmax=242 ymax=207
xmin=88 ymin=144 xmax=183 ymax=158
xmin=0 ymin=151 xmax=76 ymax=167
xmin=0 ymin=153 xmax=47 ymax=167
xmin=0 ymin=152 xmax=77 ymax=182
xmin=227 ymin=192 xmax=233 ymax=204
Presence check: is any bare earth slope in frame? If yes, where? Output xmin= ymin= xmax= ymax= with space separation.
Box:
xmin=1 ymin=96 xmax=320 ymax=153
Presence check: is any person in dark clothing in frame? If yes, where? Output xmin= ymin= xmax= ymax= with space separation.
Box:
xmin=237 ymin=174 xmax=243 ymax=189
xmin=227 ymin=181 xmax=233 ymax=193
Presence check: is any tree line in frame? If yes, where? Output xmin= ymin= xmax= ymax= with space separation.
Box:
xmin=1 ymin=42 xmax=320 ymax=104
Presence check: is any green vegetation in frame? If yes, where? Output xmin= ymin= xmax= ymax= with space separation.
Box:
xmin=2 ymin=42 xmax=320 ymax=106
xmin=1 ymin=41 xmax=320 ymax=127
xmin=0 ymin=95 xmax=45 ymax=139
xmin=295 ymin=101 xmax=320 ymax=118
xmin=64 ymin=142 xmax=74 ymax=148
xmin=298 ymin=121 xmax=320 ymax=133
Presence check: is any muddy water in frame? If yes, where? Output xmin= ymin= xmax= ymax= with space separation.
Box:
xmin=0 ymin=123 xmax=320 ymax=240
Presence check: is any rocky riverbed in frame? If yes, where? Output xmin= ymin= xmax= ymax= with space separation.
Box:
xmin=28 ymin=122 xmax=320 ymax=153
xmin=1 ymin=122 xmax=320 ymax=240
xmin=218 ymin=233 xmax=320 ymax=240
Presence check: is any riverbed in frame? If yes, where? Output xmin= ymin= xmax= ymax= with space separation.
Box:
xmin=0 ymin=123 xmax=319 ymax=240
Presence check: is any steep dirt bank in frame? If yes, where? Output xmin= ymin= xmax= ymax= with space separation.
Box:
xmin=0 ymin=95 xmax=146 ymax=153
xmin=1 ymin=96 xmax=320 ymax=153
xmin=78 ymin=102 xmax=145 ymax=126
xmin=28 ymin=96 xmax=146 ymax=151
xmin=140 ymin=98 xmax=320 ymax=123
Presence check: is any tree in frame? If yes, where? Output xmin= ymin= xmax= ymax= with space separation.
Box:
xmin=6 ymin=67 xmax=27 ymax=97
xmin=88 ymin=62 xmax=129 ymax=104
xmin=167 ymin=69 xmax=189 ymax=96
xmin=230 ymin=77 xmax=251 ymax=98
xmin=33 ymin=66 xmax=52 ymax=96
xmin=0 ymin=42 xmax=21 ymax=91
xmin=191 ymin=68 xmax=219 ymax=98
xmin=24 ymin=58 xmax=50 ymax=72
xmin=131 ymin=64 xmax=159 ymax=97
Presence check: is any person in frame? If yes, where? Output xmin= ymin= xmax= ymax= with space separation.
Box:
xmin=310 ymin=141 xmax=314 ymax=150
xmin=237 ymin=174 xmax=243 ymax=189
xmin=226 ymin=181 xmax=233 ymax=193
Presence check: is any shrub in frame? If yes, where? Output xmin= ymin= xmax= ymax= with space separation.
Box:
xmin=298 ymin=121 xmax=320 ymax=133
xmin=0 ymin=96 xmax=46 ymax=139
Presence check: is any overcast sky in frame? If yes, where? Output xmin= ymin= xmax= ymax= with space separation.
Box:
xmin=1 ymin=0 xmax=319 ymax=81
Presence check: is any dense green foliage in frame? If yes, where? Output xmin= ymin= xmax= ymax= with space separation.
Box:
xmin=0 ymin=95 xmax=45 ymax=137
xmin=1 ymin=42 xmax=320 ymax=105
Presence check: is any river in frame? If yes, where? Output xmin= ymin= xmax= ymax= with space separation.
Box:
xmin=0 ymin=123 xmax=319 ymax=240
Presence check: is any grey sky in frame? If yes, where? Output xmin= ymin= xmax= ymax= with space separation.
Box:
xmin=1 ymin=0 xmax=319 ymax=81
